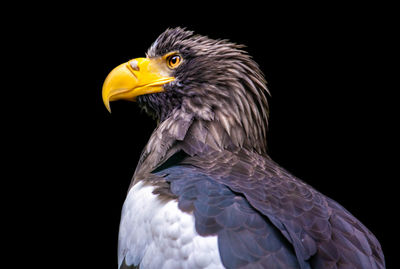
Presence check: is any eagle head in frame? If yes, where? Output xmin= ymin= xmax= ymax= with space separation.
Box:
xmin=103 ymin=27 xmax=270 ymax=154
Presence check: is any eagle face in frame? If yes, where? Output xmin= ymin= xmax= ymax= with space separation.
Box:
xmin=103 ymin=27 xmax=270 ymax=153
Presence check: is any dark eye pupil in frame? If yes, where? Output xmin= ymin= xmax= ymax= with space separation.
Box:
xmin=171 ymin=56 xmax=178 ymax=64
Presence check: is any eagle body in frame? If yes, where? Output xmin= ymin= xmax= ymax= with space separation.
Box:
xmin=103 ymin=28 xmax=385 ymax=268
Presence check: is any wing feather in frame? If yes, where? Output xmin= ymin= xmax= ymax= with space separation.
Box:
xmin=157 ymin=165 xmax=301 ymax=269
xmin=176 ymin=147 xmax=385 ymax=268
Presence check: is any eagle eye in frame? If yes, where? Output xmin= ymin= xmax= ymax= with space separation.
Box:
xmin=166 ymin=54 xmax=182 ymax=69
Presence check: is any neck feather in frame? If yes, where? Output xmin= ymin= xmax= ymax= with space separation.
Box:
xmin=134 ymin=102 xmax=268 ymax=178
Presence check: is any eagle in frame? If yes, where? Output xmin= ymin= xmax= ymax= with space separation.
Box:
xmin=102 ymin=27 xmax=385 ymax=269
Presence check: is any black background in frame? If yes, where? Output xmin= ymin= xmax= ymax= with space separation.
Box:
xmin=9 ymin=2 xmax=396 ymax=268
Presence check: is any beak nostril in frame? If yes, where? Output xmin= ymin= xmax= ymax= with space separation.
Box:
xmin=129 ymin=60 xmax=139 ymax=71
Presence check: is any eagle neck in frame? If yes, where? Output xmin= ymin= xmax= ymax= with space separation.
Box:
xmin=133 ymin=111 xmax=268 ymax=183
xmin=133 ymin=108 xmax=194 ymax=179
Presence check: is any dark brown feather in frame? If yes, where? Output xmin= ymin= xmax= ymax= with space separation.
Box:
xmin=176 ymin=145 xmax=385 ymax=268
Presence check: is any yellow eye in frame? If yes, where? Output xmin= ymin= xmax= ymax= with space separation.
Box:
xmin=167 ymin=54 xmax=182 ymax=69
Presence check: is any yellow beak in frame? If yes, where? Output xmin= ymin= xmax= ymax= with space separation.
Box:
xmin=102 ymin=58 xmax=175 ymax=112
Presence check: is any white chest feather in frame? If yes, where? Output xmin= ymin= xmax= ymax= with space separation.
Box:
xmin=118 ymin=181 xmax=224 ymax=269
